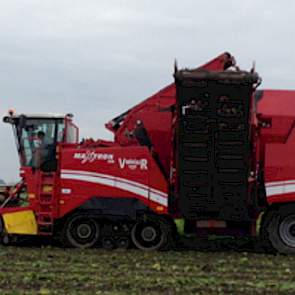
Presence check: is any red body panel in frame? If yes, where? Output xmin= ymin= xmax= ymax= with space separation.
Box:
xmin=58 ymin=146 xmax=169 ymax=217
xmin=257 ymin=90 xmax=295 ymax=204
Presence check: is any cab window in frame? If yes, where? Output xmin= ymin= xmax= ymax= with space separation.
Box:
xmin=17 ymin=118 xmax=64 ymax=170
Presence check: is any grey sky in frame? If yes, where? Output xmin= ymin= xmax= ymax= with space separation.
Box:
xmin=1 ymin=0 xmax=295 ymax=182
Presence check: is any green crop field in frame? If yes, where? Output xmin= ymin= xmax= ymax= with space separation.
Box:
xmin=0 ymin=239 xmax=295 ymax=295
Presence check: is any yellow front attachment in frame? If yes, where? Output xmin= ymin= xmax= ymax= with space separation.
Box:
xmin=3 ymin=210 xmax=38 ymax=235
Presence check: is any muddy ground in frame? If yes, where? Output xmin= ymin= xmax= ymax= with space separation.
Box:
xmin=0 ymin=237 xmax=294 ymax=294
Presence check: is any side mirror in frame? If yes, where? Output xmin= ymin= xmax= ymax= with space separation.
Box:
xmin=3 ymin=116 xmax=16 ymax=124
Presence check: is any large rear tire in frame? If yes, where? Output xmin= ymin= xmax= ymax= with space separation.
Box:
xmin=131 ymin=216 xmax=171 ymax=251
xmin=262 ymin=205 xmax=295 ymax=254
xmin=62 ymin=215 xmax=99 ymax=248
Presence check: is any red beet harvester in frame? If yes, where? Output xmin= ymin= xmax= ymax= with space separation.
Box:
xmin=2 ymin=52 xmax=295 ymax=253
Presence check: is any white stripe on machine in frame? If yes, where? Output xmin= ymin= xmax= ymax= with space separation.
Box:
xmin=266 ymin=180 xmax=295 ymax=197
xmin=61 ymin=170 xmax=168 ymax=207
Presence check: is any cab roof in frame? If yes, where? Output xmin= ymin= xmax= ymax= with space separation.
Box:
xmin=8 ymin=113 xmax=66 ymax=119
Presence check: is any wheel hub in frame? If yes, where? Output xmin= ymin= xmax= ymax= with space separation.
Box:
xmin=76 ymin=224 xmax=92 ymax=239
xmin=131 ymin=219 xmax=168 ymax=251
xmin=279 ymin=216 xmax=295 ymax=247
xmin=141 ymin=226 xmax=157 ymax=242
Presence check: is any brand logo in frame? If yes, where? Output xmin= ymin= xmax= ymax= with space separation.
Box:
xmin=74 ymin=151 xmax=114 ymax=164
xmin=118 ymin=158 xmax=148 ymax=170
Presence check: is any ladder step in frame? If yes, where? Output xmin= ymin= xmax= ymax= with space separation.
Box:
xmin=39 ymin=199 xmax=53 ymax=203
xmin=38 ymin=212 xmax=53 ymax=215
xmin=39 ymin=210 xmax=52 ymax=216
xmin=38 ymin=220 xmax=53 ymax=225
xmin=41 ymin=172 xmax=54 ymax=177
xmin=38 ymin=215 xmax=53 ymax=220
xmin=38 ymin=172 xmax=55 ymax=234
xmin=38 ymin=215 xmax=53 ymax=222
xmin=40 ymin=198 xmax=53 ymax=201
xmin=38 ymin=221 xmax=53 ymax=225
xmin=40 ymin=192 xmax=53 ymax=196
xmin=38 ymin=232 xmax=53 ymax=236
xmin=38 ymin=221 xmax=54 ymax=234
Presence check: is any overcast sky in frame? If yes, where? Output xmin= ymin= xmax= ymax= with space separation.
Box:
xmin=1 ymin=0 xmax=295 ymax=182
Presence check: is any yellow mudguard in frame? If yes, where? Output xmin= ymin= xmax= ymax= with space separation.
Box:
xmin=3 ymin=210 xmax=38 ymax=235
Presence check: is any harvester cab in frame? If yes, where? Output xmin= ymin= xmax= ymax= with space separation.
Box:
xmin=0 ymin=112 xmax=80 ymax=238
xmin=3 ymin=112 xmax=78 ymax=172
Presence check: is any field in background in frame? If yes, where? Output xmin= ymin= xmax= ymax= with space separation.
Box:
xmin=0 ymin=244 xmax=295 ymax=294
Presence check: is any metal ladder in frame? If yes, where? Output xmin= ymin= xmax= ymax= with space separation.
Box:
xmin=37 ymin=172 xmax=56 ymax=235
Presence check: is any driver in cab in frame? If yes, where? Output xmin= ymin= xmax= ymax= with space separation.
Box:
xmin=33 ymin=131 xmax=50 ymax=168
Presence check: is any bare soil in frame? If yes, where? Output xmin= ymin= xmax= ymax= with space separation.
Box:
xmin=0 ymin=237 xmax=294 ymax=294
